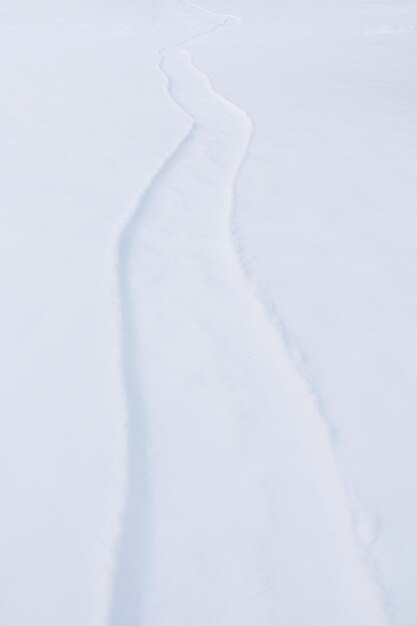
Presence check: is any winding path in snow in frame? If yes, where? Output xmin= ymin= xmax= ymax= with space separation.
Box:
xmin=109 ymin=3 xmax=388 ymax=625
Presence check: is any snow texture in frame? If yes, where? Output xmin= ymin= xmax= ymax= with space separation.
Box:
xmin=1 ymin=1 xmax=416 ymax=625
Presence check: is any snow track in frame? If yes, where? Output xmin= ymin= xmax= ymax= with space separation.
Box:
xmin=109 ymin=3 xmax=389 ymax=624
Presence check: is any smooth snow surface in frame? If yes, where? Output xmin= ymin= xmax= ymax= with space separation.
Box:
xmin=1 ymin=1 xmax=416 ymax=625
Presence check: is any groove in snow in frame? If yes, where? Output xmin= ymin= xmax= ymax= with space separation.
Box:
xmin=108 ymin=2 xmax=391 ymax=624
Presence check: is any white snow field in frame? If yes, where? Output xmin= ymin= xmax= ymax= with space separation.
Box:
xmin=1 ymin=1 xmax=416 ymax=625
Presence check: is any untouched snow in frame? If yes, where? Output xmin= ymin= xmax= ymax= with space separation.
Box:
xmin=1 ymin=1 xmax=416 ymax=625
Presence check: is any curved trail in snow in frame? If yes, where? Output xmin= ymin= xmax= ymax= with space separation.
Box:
xmin=109 ymin=2 xmax=389 ymax=625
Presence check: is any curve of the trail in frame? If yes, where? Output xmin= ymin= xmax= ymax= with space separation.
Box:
xmin=108 ymin=6 xmax=388 ymax=626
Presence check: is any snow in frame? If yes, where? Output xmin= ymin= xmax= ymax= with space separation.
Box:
xmin=1 ymin=1 xmax=416 ymax=625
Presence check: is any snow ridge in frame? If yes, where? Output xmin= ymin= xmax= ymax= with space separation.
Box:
xmin=109 ymin=0 xmax=392 ymax=623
